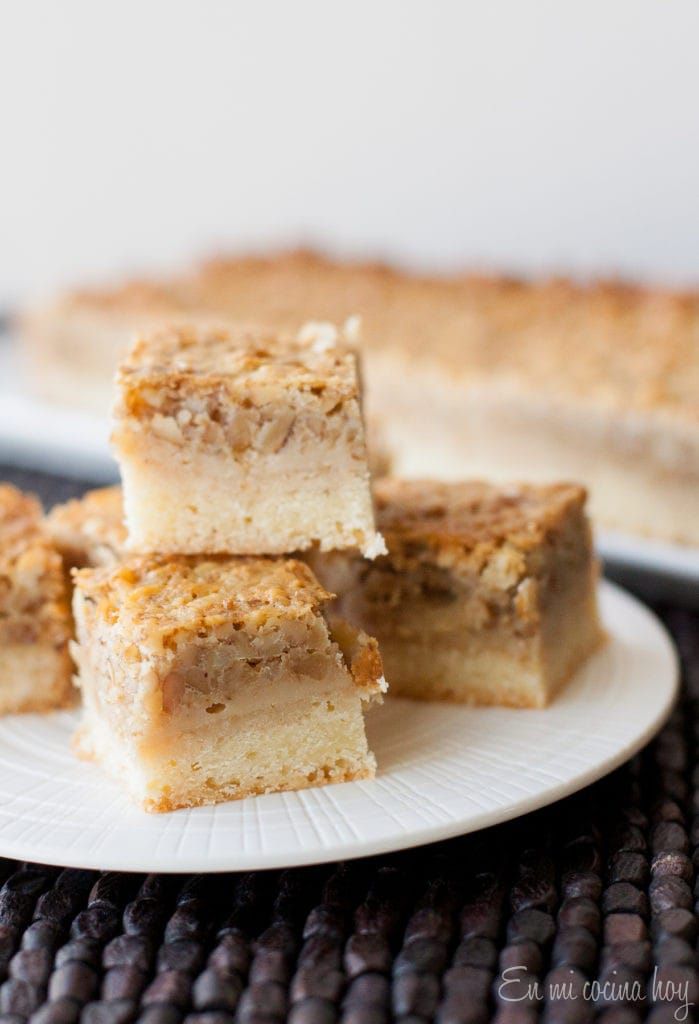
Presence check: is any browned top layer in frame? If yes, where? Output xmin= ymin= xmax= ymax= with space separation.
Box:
xmin=61 ymin=280 xmax=187 ymax=316
xmin=73 ymin=554 xmax=333 ymax=652
xmin=46 ymin=485 xmax=126 ymax=569
xmin=0 ymin=484 xmax=72 ymax=647
xmin=372 ymin=478 xmax=587 ymax=581
xmin=184 ymin=251 xmax=699 ymax=420
xmin=117 ymin=321 xmax=359 ymax=407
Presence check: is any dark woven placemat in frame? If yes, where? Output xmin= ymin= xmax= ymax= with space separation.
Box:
xmin=0 ymin=465 xmax=696 ymax=1024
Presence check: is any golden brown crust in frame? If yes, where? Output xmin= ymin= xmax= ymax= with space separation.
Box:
xmin=0 ymin=484 xmax=72 ymax=648
xmin=373 ymin=477 xmax=587 ymax=564
xmin=184 ymin=250 xmax=699 ymax=421
xmin=47 ymin=485 xmax=126 ymax=569
xmin=50 ymin=279 xmax=185 ymax=316
xmin=116 ymin=321 xmax=359 ymax=413
xmin=73 ymin=554 xmax=334 ymax=653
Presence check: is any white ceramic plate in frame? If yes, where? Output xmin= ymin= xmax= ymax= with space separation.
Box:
xmin=0 ymin=581 xmax=677 ymax=873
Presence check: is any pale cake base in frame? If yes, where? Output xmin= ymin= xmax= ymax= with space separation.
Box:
xmin=375 ymin=577 xmax=604 ymax=708
xmin=0 ymin=646 xmax=74 ymax=715
xmin=121 ymin=445 xmax=384 ymax=557
xmin=75 ymin=688 xmax=375 ymax=812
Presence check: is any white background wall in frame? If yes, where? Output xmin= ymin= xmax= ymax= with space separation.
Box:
xmin=2 ymin=0 xmax=699 ymax=306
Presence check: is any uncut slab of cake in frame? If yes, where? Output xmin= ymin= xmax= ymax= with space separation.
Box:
xmin=22 ymin=252 xmax=699 ymax=548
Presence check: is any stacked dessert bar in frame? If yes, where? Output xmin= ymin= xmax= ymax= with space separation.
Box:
xmin=67 ymin=320 xmax=388 ymax=811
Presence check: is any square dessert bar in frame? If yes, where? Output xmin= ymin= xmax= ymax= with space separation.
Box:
xmin=72 ymin=554 xmax=385 ymax=812
xmin=112 ymin=322 xmax=385 ymax=558
xmin=0 ymin=484 xmax=73 ymax=713
xmin=47 ymin=485 xmax=126 ymax=570
xmin=309 ymin=478 xmax=603 ymax=708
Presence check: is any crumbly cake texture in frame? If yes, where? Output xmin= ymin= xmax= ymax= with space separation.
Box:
xmin=307 ymin=478 xmax=604 ymax=709
xmin=47 ymin=485 xmax=126 ymax=570
xmin=112 ymin=321 xmax=385 ymax=558
xmin=71 ymin=554 xmax=385 ymax=812
xmin=0 ymin=484 xmax=74 ymax=713
xmin=22 ymin=251 xmax=699 ymax=544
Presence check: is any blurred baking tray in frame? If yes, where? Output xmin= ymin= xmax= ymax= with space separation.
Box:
xmin=1 ymin=330 xmax=698 ymax=598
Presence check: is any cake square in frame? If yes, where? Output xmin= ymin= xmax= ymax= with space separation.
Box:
xmin=308 ymin=478 xmax=604 ymax=708
xmin=0 ymin=484 xmax=73 ymax=713
xmin=111 ymin=321 xmax=385 ymax=558
xmin=71 ymin=554 xmax=385 ymax=812
xmin=47 ymin=485 xmax=126 ymax=570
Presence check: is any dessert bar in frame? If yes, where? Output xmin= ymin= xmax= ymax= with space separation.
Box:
xmin=112 ymin=322 xmax=384 ymax=557
xmin=71 ymin=554 xmax=385 ymax=811
xmin=0 ymin=484 xmax=73 ymax=713
xmin=308 ymin=478 xmax=603 ymax=708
